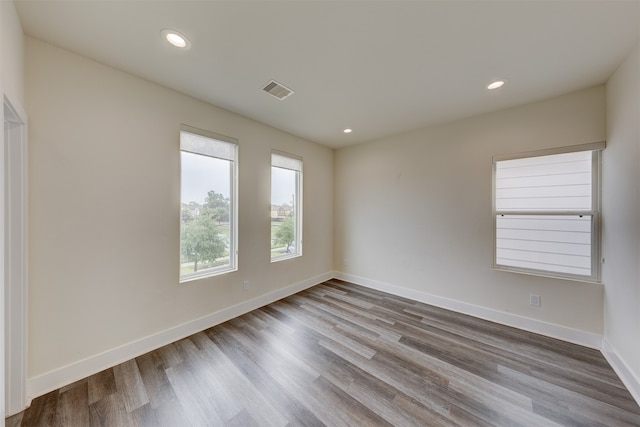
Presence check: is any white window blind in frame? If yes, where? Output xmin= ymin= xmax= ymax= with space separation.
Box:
xmin=496 ymin=215 xmax=592 ymax=276
xmin=272 ymin=152 xmax=302 ymax=171
xmin=493 ymin=144 xmax=603 ymax=281
xmin=180 ymin=128 xmax=237 ymax=161
xmin=495 ymin=151 xmax=592 ymax=211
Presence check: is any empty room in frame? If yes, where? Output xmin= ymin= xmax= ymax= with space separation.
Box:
xmin=1 ymin=0 xmax=640 ymax=425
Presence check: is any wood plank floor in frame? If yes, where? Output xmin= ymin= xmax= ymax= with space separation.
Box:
xmin=7 ymin=279 xmax=640 ymax=426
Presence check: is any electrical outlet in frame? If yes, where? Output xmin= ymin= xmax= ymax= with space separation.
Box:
xmin=242 ymin=280 xmax=249 ymax=291
xmin=529 ymin=294 xmax=541 ymax=307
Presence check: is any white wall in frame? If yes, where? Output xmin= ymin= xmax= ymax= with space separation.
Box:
xmin=335 ymin=86 xmax=606 ymax=338
xmin=1 ymin=0 xmax=23 ymax=106
xmin=25 ymin=37 xmax=333 ymax=391
xmin=603 ymin=43 xmax=640 ymax=400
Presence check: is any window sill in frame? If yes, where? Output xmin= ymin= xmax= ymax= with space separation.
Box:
xmin=271 ymin=253 xmax=302 ymax=263
xmin=492 ymin=265 xmax=601 ymax=284
xmin=180 ymin=265 xmax=237 ymax=283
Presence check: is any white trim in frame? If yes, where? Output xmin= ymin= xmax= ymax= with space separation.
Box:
xmin=270 ymin=150 xmax=303 ymax=262
xmin=334 ymin=271 xmax=603 ymax=349
xmin=26 ymin=270 xmax=640 ymax=410
xmin=3 ymin=96 xmax=28 ymax=416
xmin=0 ymin=92 xmax=5 ymax=421
xmin=492 ymin=147 xmax=603 ymax=283
xmin=27 ymin=271 xmax=333 ymax=403
xmin=180 ymin=124 xmax=238 ymax=150
xmin=602 ymin=338 xmax=640 ymax=406
xmin=492 ymin=141 xmax=606 ymax=162
xmin=179 ymin=126 xmax=239 ymax=283
xmin=338 ymin=271 xmax=640 ymax=407
xmin=490 ymin=264 xmax=602 ymax=285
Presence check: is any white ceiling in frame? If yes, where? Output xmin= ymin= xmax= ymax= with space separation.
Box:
xmin=15 ymin=0 xmax=640 ymax=148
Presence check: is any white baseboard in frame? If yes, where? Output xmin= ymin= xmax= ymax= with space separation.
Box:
xmin=333 ymin=271 xmax=603 ymax=350
xmin=26 ymin=271 xmax=333 ymax=403
xmin=602 ymin=338 xmax=640 ymax=406
xmin=337 ymin=272 xmax=640 ymax=407
xmin=26 ymin=271 xmax=640 ymax=410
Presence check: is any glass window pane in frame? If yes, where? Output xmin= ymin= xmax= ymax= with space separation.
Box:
xmin=271 ymin=158 xmax=301 ymax=261
xmin=180 ymin=131 xmax=236 ymax=281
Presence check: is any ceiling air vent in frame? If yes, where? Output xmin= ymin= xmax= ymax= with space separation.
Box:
xmin=262 ymin=80 xmax=294 ymax=100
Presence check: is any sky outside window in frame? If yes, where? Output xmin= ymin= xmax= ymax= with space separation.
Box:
xmin=181 ymin=151 xmax=230 ymax=204
xmin=272 ymin=166 xmax=296 ymax=206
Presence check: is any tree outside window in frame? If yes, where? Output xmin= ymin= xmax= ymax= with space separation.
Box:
xmin=180 ymin=127 xmax=237 ymax=281
xmin=271 ymin=152 xmax=302 ymax=261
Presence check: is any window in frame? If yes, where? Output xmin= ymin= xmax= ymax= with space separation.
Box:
xmin=493 ymin=142 xmax=604 ymax=282
xmin=180 ymin=126 xmax=238 ymax=282
xmin=271 ymin=151 xmax=302 ymax=261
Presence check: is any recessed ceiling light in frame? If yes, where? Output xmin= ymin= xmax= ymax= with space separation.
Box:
xmin=487 ymin=80 xmax=506 ymax=90
xmin=161 ymin=29 xmax=191 ymax=49
xmin=343 ymin=128 xmax=352 ymax=134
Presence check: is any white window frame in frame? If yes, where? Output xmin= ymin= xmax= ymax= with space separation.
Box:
xmin=271 ymin=150 xmax=302 ymax=262
xmin=492 ymin=142 xmax=604 ymax=283
xmin=180 ymin=125 xmax=238 ymax=282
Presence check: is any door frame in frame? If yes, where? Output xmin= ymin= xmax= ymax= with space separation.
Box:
xmin=3 ymin=95 xmax=28 ymax=416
